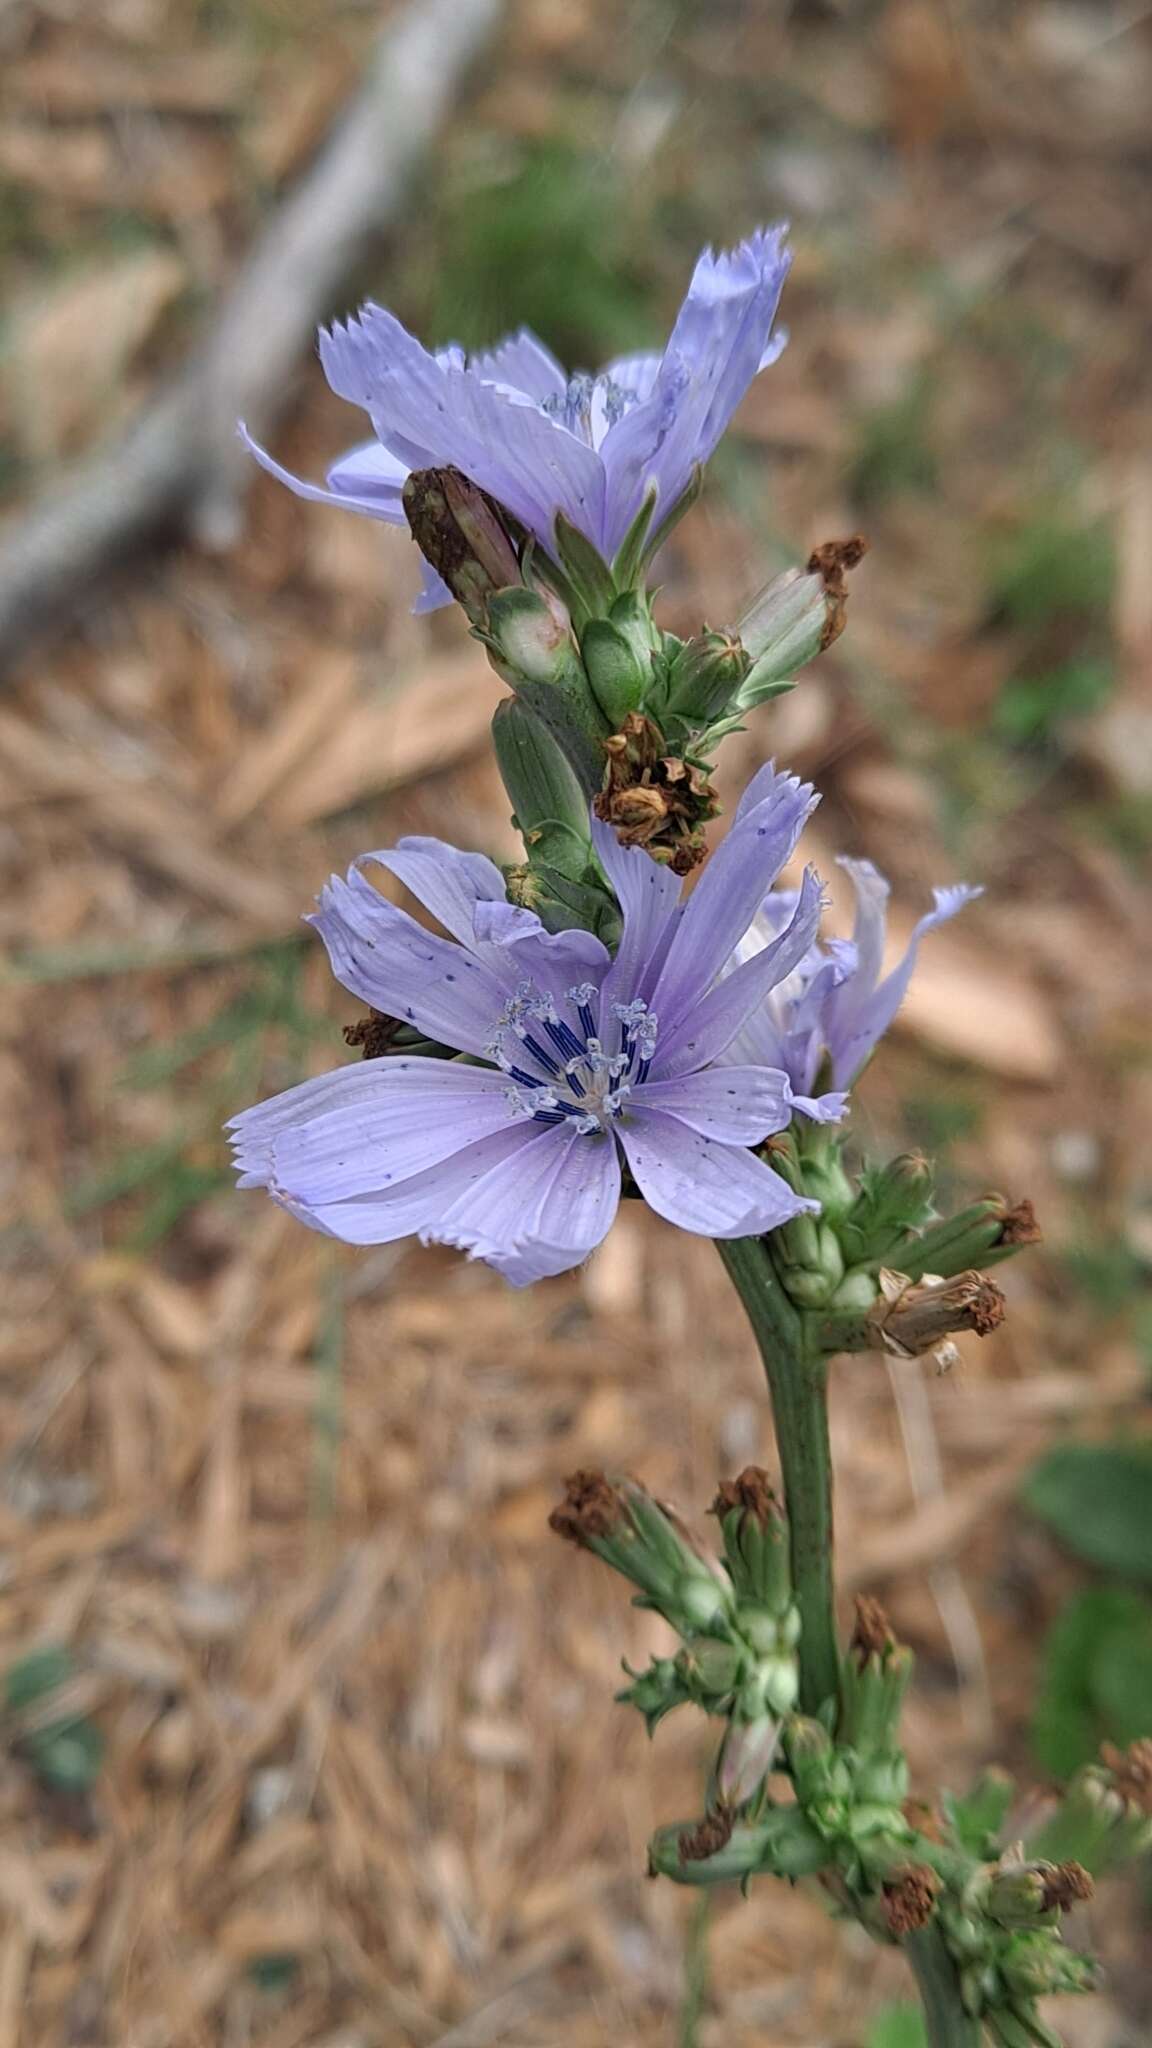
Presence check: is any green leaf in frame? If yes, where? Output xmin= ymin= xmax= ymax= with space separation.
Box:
xmin=1024 ymin=1444 xmax=1152 ymax=1580
xmin=866 ymin=2005 xmax=927 ymax=2048
xmin=1032 ymin=1588 xmax=1152 ymax=1779
xmin=27 ymin=1717 xmax=104 ymax=1792
xmin=5 ymin=1644 xmax=72 ymax=1711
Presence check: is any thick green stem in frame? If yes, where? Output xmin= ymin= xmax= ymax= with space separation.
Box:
xmin=906 ymin=1927 xmax=983 ymax=2048
xmin=715 ymin=1235 xmax=839 ymax=1715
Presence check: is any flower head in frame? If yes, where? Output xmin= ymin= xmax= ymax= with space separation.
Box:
xmin=724 ymin=843 xmax=981 ymax=1114
xmin=241 ymin=230 xmax=791 ymax=609
xmin=228 ymin=765 xmax=831 ymax=1286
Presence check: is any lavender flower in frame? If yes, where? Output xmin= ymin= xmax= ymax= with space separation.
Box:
xmin=241 ymin=229 xmax=790 ymax=609
xmin=724 ymin=844 xmax=981 ymax=1115
xmin=228 ymin=765 xmax=832 ymax=1286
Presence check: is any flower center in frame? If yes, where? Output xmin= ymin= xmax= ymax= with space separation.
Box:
xmin=489 ymin=982 xmax=658 ymax=1136
xmin=541 ymin=373 xmax=635 ymax=449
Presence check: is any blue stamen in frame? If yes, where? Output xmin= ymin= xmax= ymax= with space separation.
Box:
xmin=577 ymin=1002 xmax=596 ymax=1039
xmin=543 ymin=1016 xmax=586 ymax=1065
xmin=521 ymin=1033 xmax=561 ymax=1077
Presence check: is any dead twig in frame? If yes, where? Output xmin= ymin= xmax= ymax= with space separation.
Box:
xmin=0 ymin=0 xmax=504 ymax=673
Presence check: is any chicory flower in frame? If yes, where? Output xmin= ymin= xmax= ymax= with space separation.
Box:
xmin=228 ymin=764 xmax=832 ymax=1286
xmin=241 ymin=229 xmax=791 ymax=609
xmin=724 ymin=843 xmax=981 ymax=1114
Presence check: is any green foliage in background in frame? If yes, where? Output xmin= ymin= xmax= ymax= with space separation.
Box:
xmin=1024 ymin=1442 xmax=1152 ymax=1778
xmin=1032 ymin=1589 xmax=1152 ymax=1779
xmin=426 ymin=140 xmax=651 ymax=364
xmin=1025 ymin=1444 xmax=1152 ymax=1583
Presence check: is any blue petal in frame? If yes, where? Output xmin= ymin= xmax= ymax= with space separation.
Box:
xmin=618 ymin=1109 xmax=813 ymax=1237
xmin=650 ymin=764 xmax=817 ymax=1037
xmin=429 ymin=1120 xmax=622 ymax=1285
xmin=598 ymin=228 xmax=790 ymax=554
xmin=320 ymin=304 xmax=608 ymax=555
xmin=309 ymin=861 xmax=514 ymax=1056
xmin=629 ymin=1065 xmax=793 ymax=1144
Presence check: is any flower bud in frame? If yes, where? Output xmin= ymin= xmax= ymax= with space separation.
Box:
xmin=492 ymin=697 xmax=593 ymax=884
xmin=676 ymin=1636 xmax=745 ymax=1702
xmin=984 ymin=1859 xmax=1093 ymax=1928
xmin=484 ymin=585 xmax=610 ymax=793
xmin=735 ymin=538 xmax=866 ymax=705
xmin=402 ymin=467 xmax=521 ymax=623
xmin=581 ymin=617 xmax=651 ymax=727
xmin=840 ymin=1152 xmax=936 ymax=1265
xmin=715 ymin=1712 xmax=781 ymax=1805
xmin=616 ymin=1656 xmax=689 ymax=1734
xmin=663 ymin=628 xmax=751 ymax=723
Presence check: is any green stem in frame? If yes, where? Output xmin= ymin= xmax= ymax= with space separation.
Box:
xmin=906 ymin=1927 xmax=983 ymax=2048
xmin=715 ymin=1235 xmax=839 ymax=1715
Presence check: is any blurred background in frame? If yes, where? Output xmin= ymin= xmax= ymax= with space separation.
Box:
xmin=1 ymin=0 xmax=1150 ymax=2042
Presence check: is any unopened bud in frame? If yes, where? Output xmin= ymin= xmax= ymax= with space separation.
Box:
xmin=841 ymin=1152 xmax=936 ymax=1264
xmin=676 ymin=1636 xmax=745 ymax=1701
xmin=492 ymin=697 xmax=593 ymax=884
xmin=616 ymin=1656 xmax=688 ymax=1734
xmin=663 ymin=628 xmax=750 ymax=723
xmin=402 ymin=466 xmax=520 ymax=622
xmin=485 ymin=585 xmax=609 ymax=792
xmin=581 ymin=617 xmax=650 ymax=727
xmin=715 ymin=1713 xmax=781 ymax=1805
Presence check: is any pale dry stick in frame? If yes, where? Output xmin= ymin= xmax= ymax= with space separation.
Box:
xmin=885 ymin=1352 xmax=994 ymax=1743
xmin=0 ymin=0 xmax=504 ymax=670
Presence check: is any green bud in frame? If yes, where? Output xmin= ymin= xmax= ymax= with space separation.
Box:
xmin=983 ymin=1858 xmax=1093 ymax=1928
xmin=676 ymin=1636 xmax=745 ymax=1702
xmin=760 ymin=1656 xmax=800 ymax=1717
xmin=492 ymin=698 xmax=594 ymax=884
xmin=715 ymin=1712 xmax=781 ymax=1805
xmin=840 ymin=1152 xmax=937 ymax=1265
xmin=999 ymin=1931 xmax=1099 ymax=1999
xmin=854 ymin=1754 xmax=910 ymax=1808
xmin=663 ymin=628 xmax=751 ymax=723
xmin=581 ymin=617 xmax=650 ymax=727
xmin=616 ymin=1656 xmax=690 ymax=1734
xmin=484 ymin=585 xmax=609 ymax=792
xmin=839 ymin=1599 xmax=914 ymax=1757
xmin=551 ymin=511 xmax=617 ymax=624
xmin=784 ymin=1716 xmax=837 ymax=1807
xmin=828 ymin=1267 xmax=881 ymax=1314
